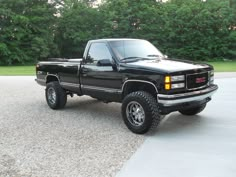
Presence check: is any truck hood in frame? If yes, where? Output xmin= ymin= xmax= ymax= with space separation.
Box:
xmin=123 ymin=58 xmax=211 ymax=73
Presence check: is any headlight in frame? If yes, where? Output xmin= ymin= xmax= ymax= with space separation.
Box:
xmin=171 ymin=75 xmax=185 ymax=82
xmin=164 ymin=75 xmax=185 ymax=90
xmin=171 ymin=83 xmax=185 ymax=89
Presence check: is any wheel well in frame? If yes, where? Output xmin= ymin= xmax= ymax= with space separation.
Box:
xmin=46 ymin=75 xmax=59 ymax=83
xmin=122 ymin=82 xmax=157 ymax=99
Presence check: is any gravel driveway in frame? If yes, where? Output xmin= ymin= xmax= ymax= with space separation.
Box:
xmin=0 ymin=76 xmax=144 ymax=177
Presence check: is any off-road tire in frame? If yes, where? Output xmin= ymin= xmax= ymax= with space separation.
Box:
xmin=46 ymin=81 xmax=67 ymax=109
xmin=122 ymin=91 xmax=161 ymax=134
xmin=179 ymin=103 xmax=206 ymax=115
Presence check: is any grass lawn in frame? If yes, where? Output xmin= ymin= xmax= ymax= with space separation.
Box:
xmin=0 ymin=66 xmax=35 ymax=76
xmin=0 ymin=61 xmax=235 ymax=75
xmin=207 ymin=61 xmax=236 ymax=72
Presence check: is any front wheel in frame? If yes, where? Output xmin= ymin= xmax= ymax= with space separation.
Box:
xmin=122 ymin=91 xmax=161 ymax=134
xmin=179 ymin=103 xmax=206 ymax=115
xmin=46 ymin=81 xmax=67 ymax=110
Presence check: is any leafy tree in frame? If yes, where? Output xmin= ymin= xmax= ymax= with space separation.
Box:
xmin=0 ymin=0 xmax=235 ymax=64
xmin=56 ymin=0 xmax=105 ymax=58
xmin=161 ymin=0 xmax=236 ymax=60
xmin=0 ymin=0 xmax=57 ymax=65
xmin=99 ymin=0 xmax=235 ymax=60
xmin=100 ymin=0 xmax=157 ymax=38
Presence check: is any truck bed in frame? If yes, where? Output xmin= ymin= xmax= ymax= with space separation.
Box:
xmin=47 ymin=58 xmax=82 ymax=62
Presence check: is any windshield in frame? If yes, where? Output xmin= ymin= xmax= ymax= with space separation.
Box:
xmin=109 ymin=40 xmax=164 ymax=61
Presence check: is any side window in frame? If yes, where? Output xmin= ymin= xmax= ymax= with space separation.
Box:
xmin=86 ymin=43 xmax=112 ymax=65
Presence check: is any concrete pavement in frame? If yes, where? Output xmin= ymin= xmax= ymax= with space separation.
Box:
xmin=215 ymin=72 xmax=236 ymax=79
xmin=117 ymin=77 xmax=236 ymax=177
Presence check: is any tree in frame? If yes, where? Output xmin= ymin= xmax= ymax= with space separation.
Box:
xmin=99 ymin=0 xmax=157 ymax=38
xmin=0 ymin=0 xmax=235 ymax=64
xmin=99 ymin=0 xmax=235 ymax=60
xmin=0 ymin=0 xmax=57 ymax=65
xmin=155 ymin=0 xmax=236 ymax=60
xmin=229 ymin=0 xmax=236 ymax=27
xmin=56 ymin=0 xmax=105 ymax=58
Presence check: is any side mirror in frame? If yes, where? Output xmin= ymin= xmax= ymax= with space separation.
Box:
xmin=164 ymin=55 xmax=168 ymax=59
xmin=97 ymin=59 xmax=112 ymax=66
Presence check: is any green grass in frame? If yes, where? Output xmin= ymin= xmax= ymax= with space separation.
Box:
xmin=207 ymin=61 xmax=236 ymax=72
xmin=0 ymin=61 xmax=235 ymax=75
xmin=0 ymin=66 xmax=35 ymax=76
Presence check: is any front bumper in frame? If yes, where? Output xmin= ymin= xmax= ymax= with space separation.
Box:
xmin=158 ymin=84 xmax=218 ymax=114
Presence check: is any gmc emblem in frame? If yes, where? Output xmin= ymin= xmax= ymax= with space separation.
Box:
xmin=196 ymin=77 xmax=206 ymax=84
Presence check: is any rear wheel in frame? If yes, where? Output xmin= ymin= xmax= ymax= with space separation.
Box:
xmin=46 ymin=81 xmax=67 ymax=109
xmin=122 ymin=91 xmax=161 ymax=134
xmin=179 ymin=103 xmax=206 ymax=115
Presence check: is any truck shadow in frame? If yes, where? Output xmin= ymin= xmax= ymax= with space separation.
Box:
xmin=64 ymin=97 xmax=206 ymax=135
xmin=66 ymin=97 xmax=120 ymax=112
xmin=151 ymin=113 xmax=207 ymax=136
xmin=64 ymin=96 xmax=123 ymax=123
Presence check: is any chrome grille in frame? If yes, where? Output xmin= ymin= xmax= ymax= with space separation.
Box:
xmin=187 ymin=72 xmax=208 ymax=90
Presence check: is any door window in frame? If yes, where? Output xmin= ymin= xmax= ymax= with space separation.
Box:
xmin=86 ymin=43 xmax=112 ymax=65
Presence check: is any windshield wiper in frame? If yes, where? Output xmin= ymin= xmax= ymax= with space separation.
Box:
xmin=147 ymin=54 xmax=162 ymax=58
xmin=121 ymin=56 xmax=140 ymax=60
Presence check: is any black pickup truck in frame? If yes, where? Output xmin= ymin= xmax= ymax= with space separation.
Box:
xmin=36 ymin=39 xmax=218 ymax=134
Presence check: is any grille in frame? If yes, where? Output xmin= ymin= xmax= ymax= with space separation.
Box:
xmin=187 ymin=72 xmax=208 ymax=90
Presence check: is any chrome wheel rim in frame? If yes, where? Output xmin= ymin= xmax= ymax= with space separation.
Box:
xmin=126 ymin=101 xmax=145 ymax=126
xmin=47 ymin=87 xmax=56 ymax=105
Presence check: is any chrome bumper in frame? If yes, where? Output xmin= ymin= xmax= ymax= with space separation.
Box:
xmin=158 ymin=84 xmax=218 ymax=106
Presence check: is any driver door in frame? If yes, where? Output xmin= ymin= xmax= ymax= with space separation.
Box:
xmin=80 ymin=42 xmax=122 ymax=101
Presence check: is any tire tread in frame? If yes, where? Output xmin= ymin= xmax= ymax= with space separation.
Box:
xmin=46 ymin=81 xmax=67 ymax=109
xmin=122 ymin=91 xmax=160 ymax=134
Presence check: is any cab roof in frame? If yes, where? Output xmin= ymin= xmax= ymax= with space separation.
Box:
xmin=88 ymin=38 xmax=145 ymax=43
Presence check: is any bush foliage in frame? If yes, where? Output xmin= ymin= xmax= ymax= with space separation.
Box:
xmin=0 ymin=0 xmax=235 ymax=65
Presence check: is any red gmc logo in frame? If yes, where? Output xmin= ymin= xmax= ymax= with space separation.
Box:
xmin=196 ymin=77 xmax=206 ymax=83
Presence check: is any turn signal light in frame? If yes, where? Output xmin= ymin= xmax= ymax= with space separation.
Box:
xmin=165 ymin=76 xmax=171 ymax=83
xmin=165 ymin=83 xmax=171 ymax=90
